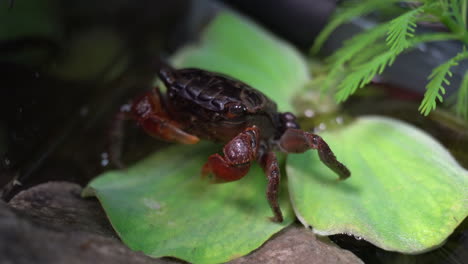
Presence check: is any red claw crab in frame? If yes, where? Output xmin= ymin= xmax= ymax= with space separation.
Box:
xmin=114 ymin=63 xmax=350 ymax=222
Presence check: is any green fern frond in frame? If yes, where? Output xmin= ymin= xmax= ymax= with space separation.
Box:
xmin=348 ymin=42 xmax=389 ymax=67
xmin=312 ymin=0 xmax=397 ymax=53
xmin=386 ymin=6 xmax=424 ymax=52
xmin=411 ymin=32 xmax=460 ymax=43
xmin=335 ymin=51 xmax=397 ymax=102
xmin=448 ymin=0 xmax=465 ymax=26
xmin=419 ymin=51 xmax=468 ymax=115
xmin=455 ymin=70 xmax=468 ymax=119
xmin=326 ymin=24 xmax=388 ymax=66
xmin=320 ymin=25 xmax=389 ymax=92
xmin=418 ymin=63 xmax=453 ymax=115
xmin=321 ymin=65 xmax=346 ymax=92
xmin=314 ymin=0 xmax=468 ymax=118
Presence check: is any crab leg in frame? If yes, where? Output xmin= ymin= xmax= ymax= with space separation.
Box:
xmin=202 ymin=126 xmax=260 ymax=183
xmin=140 ymin=115 xmax=199 ymax=144
xmin=109 ymin=87 xmax=199 ymax=168
xmin=258 ymin=151 xmax=283 ymax=222
xmin=279 ymin=128 xmax=350 ymax=180
xmin=131 ymin=88 xmax=200 ymax=145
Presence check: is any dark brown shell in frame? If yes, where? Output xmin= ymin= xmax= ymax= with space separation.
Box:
xmin=164 ymin=68 xmax=277 ymax=113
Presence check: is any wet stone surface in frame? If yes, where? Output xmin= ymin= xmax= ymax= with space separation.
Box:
xmin=230 ymin=225 xmax=363 ymax=264
xmin=1 ymin=182 xmax=362 ymax=264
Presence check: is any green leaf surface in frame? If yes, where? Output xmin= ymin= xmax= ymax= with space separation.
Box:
xmin=0 ymin=0 xmax=60 ymax=41
xmin=287 ymin=116 xmax=468 ymax=253
xmin=84 ymin=143 xmax=294 ymax=264
xmin=171 ymin=11 xmax=310 ymax=111
xmin=84 ymin=10 xmax=307 ymax=264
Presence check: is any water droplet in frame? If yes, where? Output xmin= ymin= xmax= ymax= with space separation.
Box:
xmin=417 ymin=42 xmax=427 ymax=52
xmin=318 ymin=123 xmax=326 ymax=130
xmin=120 ymin=104 xmax=131 ymax=112
xmin=13 ymin=179 xmax=22 ymax=186
xmin=100 ymin=152 xmax=109 ymax=167
xmin=304 ymin=109 xmax=315 ymax=118
xmin=335 ymin=116 xmax=343 ymax=124
xmin=80 ymin=107 xmax=89 ymax=117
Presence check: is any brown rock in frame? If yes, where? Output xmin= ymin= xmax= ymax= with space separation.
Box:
xmin=3 ymin=182 xmax=181 ymax=264
xmin=2 ymin=182 xmax=362 ymax=264
xmin=229 ymin=225 xmax=363 ymax=264
xmin=9 ymin=181 xmax=116 ymax=237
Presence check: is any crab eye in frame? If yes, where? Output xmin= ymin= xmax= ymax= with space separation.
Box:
xmin=226 ymin=103 xmax=247 ymax=118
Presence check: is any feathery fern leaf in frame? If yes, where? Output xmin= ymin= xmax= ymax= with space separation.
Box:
xmin=321 ymin=25 xmax=389 ymax=92
xmin=386 ymin=6 xmax=424 ymax=52
xmin=449 ymin=0 xmax=465 ymax=26
xmin=419 ymin=51 xmax=468 ymax=115
xmin=312 ymin=0 xmax=396 ymax=53
xmin=316 ymin=0 xmax=468 ymax=118
xmin=320 ymin=66 xmax=345 ymax=93
xmin=327 ymin=24 xmax=388 ymax=67
xmin=335 ymin=51 xmax=397 ymax=102
xmin=348 ymin=42 xmax=389 ymax=68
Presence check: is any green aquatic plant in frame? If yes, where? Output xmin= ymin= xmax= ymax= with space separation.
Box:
xmin=84 ymin=10 xmax=468 ymax=263
xmin=313 ymin=0 xmax=468 ymax=119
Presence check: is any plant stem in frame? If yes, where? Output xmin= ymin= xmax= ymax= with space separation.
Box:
xmin=440 ymin=14 xmax=468 ymax=44
xmin=462 ymin=0 xmax=467 ymax=27
xmin=413 ymin=33 xmax=460 ymax=43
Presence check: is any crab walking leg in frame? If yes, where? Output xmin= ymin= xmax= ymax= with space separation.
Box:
xmin=259 ymin=151 xmax=283 ymax=222
xmin=279 ymin=128 xmax=351 ymax=180
xmin=202 ymin=126 xmax=260 ymax=183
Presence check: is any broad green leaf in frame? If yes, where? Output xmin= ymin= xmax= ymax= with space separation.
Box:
xmin=1 ymin=0 xmax=62 ymax=65
xmin=0 ymin=0 xmax=60 ymax=41
xmin=171 ymin=11 xmax=310 ymax=111
xmin=287 ymin=116 xmax=468 ymax=253
xmin=84 ymin=10 xmax=307 ymax=264
xmin=84 ymin=143 xmax=294 ymax=264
